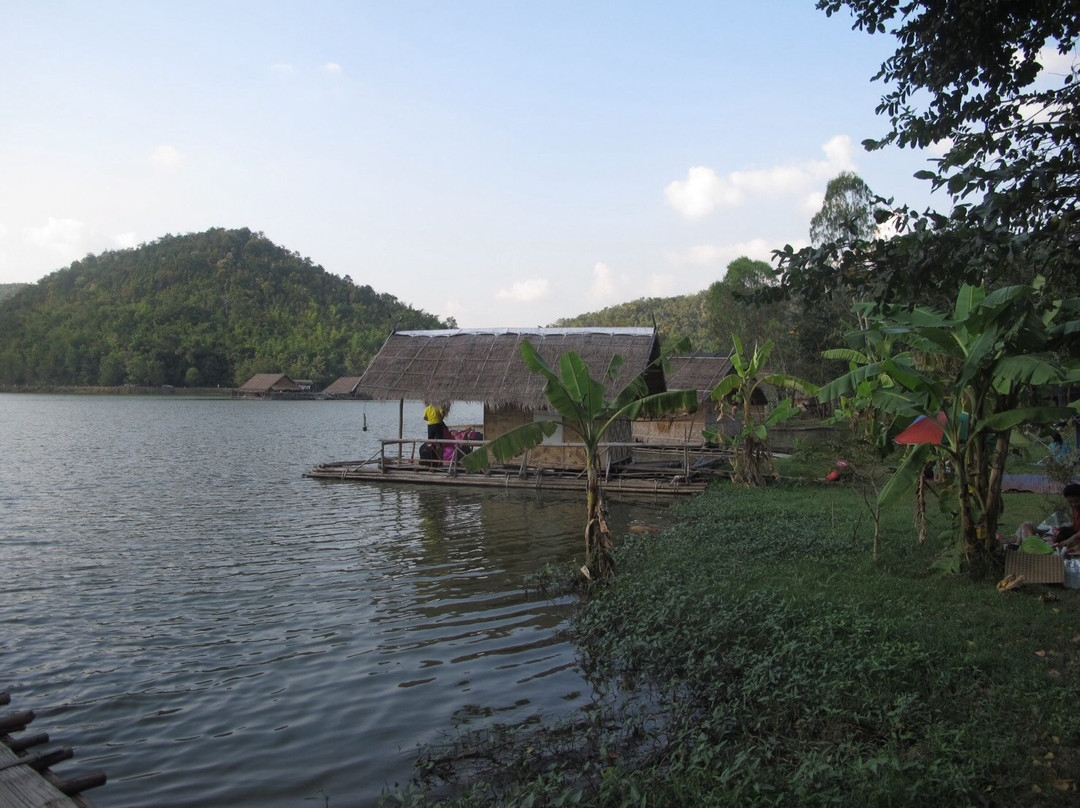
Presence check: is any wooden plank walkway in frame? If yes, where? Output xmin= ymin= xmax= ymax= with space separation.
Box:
xmin=0 ymin=692 xmax=105 ymax=808
xmin=306 ymin=460 xmax=710 ymax=499
xmin=306 ymin=438 xmax=727 ymax=499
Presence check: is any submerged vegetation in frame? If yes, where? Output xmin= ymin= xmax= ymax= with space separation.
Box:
xmin=385 ymin=476 xmax=1080 ymax=807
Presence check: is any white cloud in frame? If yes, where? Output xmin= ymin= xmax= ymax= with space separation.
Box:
xmin=496 ymin=277 xmax=550 ymax=302
xmin=589 ymin=262 xmax=632 ymax=306
xmin=665 ymin=135 xmax=857 ymax=220
xmin=322 ymin=62 xmax=343 ymax=75
xmin=24 ymin=217 xmax=89 ymax=255
xmin=926 ymin=137 xmax=953 ymax=157
xmin=802 ymin=191 xmax=825 ymax=216
xmin=647 ymin=274 xmax=678 ymax=297
xmin=663 ymin=166 xmax=743 ymax=219
xmin=271 ymin=63 xmax=295 ymax=75
xmin=819 ymin=135 xmax=856 ymax=175
xmin=1036 ymin=45 xmax=1076 ymax=75
xmin=150 ymin=144 xmax=181 ymax=166
xmin=113 ymin=232 xmax=138 ymax=249
xmin=667 ymin=238 xmax=779 ymax=270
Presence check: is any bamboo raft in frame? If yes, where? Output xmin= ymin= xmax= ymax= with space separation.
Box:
xmin=306 ymin=439 xmax=731 ymax=499
xmin=0 ymin=691 xmax=106 ymax=808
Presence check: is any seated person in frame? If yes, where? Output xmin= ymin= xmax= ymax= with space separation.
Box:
xmin=1016 ymin=482 xmax=1080 ymax=552
xmin=1053 ymin=483 xmax=1080 ymax=554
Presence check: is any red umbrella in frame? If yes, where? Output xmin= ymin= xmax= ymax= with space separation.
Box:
xmin=895 ymin=412 xmax=948 ymax=445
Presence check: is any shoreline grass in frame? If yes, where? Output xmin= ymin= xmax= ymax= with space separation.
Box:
xmin=386 ymin=477 xmax=1079 ymax=807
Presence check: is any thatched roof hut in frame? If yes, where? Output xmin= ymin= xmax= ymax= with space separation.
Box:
xmin=238 ymin=373 xmax=301 ymax=396
xmin=665 ymin=355 xmax=735 ymax=396
xmin=323 ymin=376 xmax=364 ymax=398
xmin=633 ymin=354 xmax=741 ymax=445
xmin=357 ymin=328 xmax=666 ymax=408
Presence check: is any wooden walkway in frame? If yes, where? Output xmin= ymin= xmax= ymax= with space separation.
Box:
xmin=306 ymin=438 xmax=729 ymax=500
xmin=0 ymin=692 xmax=105 ymax=808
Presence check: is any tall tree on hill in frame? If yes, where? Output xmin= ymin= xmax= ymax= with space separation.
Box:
xmin=705 ymin=257 xmax=779 ymax=358
xmin=809 ymin=171 xmax=877 ymax=247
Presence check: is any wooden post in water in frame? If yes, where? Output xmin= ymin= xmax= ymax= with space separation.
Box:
xmin=398 ymin=399 xmax=404 ymax=461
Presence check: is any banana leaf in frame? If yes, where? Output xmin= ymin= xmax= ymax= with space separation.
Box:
xmin=992 ymin=354 xmax=1069 ymax=386
xmin=462 ymin=420 xmax=559 ymax=472
xmin=879 ymin=443 xmax=934 ymax=508
xmin=817 ymin=361 xmax=889 ymax=402
xmin=980 ymin=406 xmax=1075 ymax=433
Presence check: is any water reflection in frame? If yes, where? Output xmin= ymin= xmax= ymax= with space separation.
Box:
xmin=0 ymin=396 xmax=672 ymax=808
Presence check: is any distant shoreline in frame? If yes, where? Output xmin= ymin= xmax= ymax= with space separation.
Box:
xmin=0 ymin=385 xmax=237 ymax=397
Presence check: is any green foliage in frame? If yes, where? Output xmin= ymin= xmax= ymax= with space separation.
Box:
xmin=552 ymin=292 xmax=716 ymax=353
xmin=0 ymin=283 xmax=30 ymax=303
xmin=819 ymin=281 xmax=1080 ymax=569
xmin=705 ymin=256 xmax=849 ymax=384
xmin=704 ymin=335 xmax=818 ymax=486
xmin=0 ymin=228 xmax=448 ymax=388
xmin=777 ymin=2 xmax=1080 ymax=309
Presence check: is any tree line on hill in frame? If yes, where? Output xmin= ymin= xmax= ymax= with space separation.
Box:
xmin=0 ymin=228 xmax=448 ymax=389
xmin=0 ymin=283 xmax=29 ymax=303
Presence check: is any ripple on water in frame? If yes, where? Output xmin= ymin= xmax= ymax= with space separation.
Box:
xmin=0 ymin=396 xmax=673 ymax=807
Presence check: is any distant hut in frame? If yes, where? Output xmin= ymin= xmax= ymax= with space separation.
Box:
xmin=357 ymin=328 xmax=667 ymax=470
xmin=323 ymin=376 xmax=365 ymax=399
xmin=634 ymin=354 xmax=733 ymax=445
xmin=237 ymin=373 xmax=301 ymax=398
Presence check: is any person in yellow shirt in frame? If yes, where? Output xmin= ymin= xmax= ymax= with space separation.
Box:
xmin=424 ymin=402 xmax=449 ymax=440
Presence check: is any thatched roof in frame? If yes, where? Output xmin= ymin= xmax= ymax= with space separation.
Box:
xmin=357 ymin=328 xmax=666 ymax=409
xmin=665 ymin=355 xmax=734 ymax=396
xmin=323 ymin=376 xmax=363 ymax=396
xmin=238 ymin=373 xmax=300 ymax=393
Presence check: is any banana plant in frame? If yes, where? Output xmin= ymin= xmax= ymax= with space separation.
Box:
xmin=703 ymin=335 xmax=818 ymax=486
xmin=463 ymin=339 xmax=698 ymax=581
xmin=818 ymin=281 xmax=1080 ymax=573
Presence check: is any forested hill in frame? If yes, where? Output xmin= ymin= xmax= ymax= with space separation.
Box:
xmin=0 ymin=228 xmax=448 ymax=388
xmin=0 ymin=283 xmax=29 ymax=302
xmin=552 ymin=292 xmax=720 ymax=353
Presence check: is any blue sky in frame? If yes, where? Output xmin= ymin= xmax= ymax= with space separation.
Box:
xmin=2 ymin=1 xmax=953 ymax=327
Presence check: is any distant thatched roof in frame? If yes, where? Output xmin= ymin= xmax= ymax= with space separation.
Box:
xmin=358 ymin=328 xmax=665 ymax=409
xmin=238 ymin=373 xmax=300 ymax=394
xmin=665 ymin=355 xmax=734 ymax=396
xmin=323 ymin=376 xmax=364 ymax=396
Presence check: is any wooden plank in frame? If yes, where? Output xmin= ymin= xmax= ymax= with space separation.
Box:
xmin=305 ymin=463 xmax=707 ymax=498
xmin=1 ymin=744 xmax=88 ymax=808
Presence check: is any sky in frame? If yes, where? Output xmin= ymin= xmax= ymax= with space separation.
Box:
xmin=1 ymin=1 xmax=956 ymax=328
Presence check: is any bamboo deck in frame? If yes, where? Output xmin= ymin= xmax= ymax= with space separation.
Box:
xmin=0 ymin=692 xmax=106 ymax=808
xmin=306 ymin=439 xmax=730 ymax=499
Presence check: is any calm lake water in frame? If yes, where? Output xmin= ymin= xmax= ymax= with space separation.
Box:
xmin=0 ymin=394 xmax=670 ymax=808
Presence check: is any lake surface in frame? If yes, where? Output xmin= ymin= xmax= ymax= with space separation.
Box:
xmin=0 ymin=394 xmax=670 ymax=807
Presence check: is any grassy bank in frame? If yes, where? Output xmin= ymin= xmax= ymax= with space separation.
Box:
xmin=387 ymin=477 xmax=1078 ymax=807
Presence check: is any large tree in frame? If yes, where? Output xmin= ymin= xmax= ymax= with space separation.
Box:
xmin=809 ymin=170 xmax=877 ymax=247
xmin=775 ymin=1 xmax=1080 ymax=306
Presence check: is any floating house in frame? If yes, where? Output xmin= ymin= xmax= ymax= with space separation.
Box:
xmin=306 ymin=327 xmax=716 ymax=496
xmin=356 ymin=327 xmax=666 ymax=470
xmin=236 ymin=373 xmax=301 ymax=398
xmin=323 ymin=376 xmax=365 ymax=399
